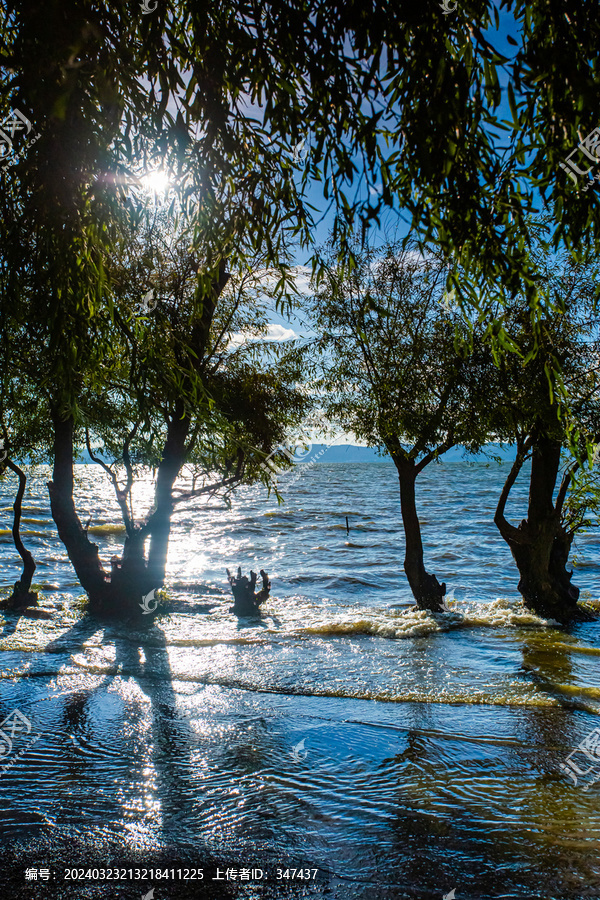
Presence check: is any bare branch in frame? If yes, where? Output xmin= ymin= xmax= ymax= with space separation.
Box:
xmin=85 ymin=428 xmax=134 ymax=534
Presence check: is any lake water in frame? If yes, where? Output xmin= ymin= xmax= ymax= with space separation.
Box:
xmin=0 ymin=460 xmax=599 ymax=899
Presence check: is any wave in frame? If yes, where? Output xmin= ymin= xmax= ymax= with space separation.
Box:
xmin=296 ymin=598 xmax=552 ymax=640
xmin=169 ymin=676 xmax=570 ymax=709
xmin=87 ymin=524 xmax=127 ymax=535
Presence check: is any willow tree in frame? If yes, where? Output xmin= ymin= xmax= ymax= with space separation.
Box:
xmin=72 ymin=218 xmax=309 ymax=613
xmin=490 ymin=245 xmax=600 ymax=623
xmin=305 ymin=239 xmax=492 ymax=612
xmin=4 ymin=204 xmax=309 ymax=614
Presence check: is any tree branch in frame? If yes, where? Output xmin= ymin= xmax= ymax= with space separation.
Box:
xmin=85 ymin=428 xmax=134 ymax=534
xmin=494 ymin=437 xmax=533 ymax=544
xmin=171 ymin=452 xmax=245 ymax=505
xmin=415 ymin=432 xmax=456 ymax=475
xmin=555 ymin=460 xmax=580 ymax=520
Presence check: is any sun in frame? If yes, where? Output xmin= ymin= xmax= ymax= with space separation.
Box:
xmin=140 ymin=169 xmax=171 ymax=193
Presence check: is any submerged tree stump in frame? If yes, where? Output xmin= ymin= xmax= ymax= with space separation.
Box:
xmin=226 ymin=567 xmax=271 ymax=615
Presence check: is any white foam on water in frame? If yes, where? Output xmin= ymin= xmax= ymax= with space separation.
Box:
xmin=294 ymin=596 xmax=552 ymax=641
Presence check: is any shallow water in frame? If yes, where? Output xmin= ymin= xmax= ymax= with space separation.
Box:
xmin=0 ymin=461 xmax=599 ymax=898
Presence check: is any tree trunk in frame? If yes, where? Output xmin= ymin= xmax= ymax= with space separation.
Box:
xmin=146 ymin=406 xmax=190 ymax=590
xmin=109 ymin=530 xmax=152 ymax=605
xmin=47 ymin=410 xmax=114 ymax=610
xmin=397 ymin=460 xmax=446 ymax=612
xmin=102 ymin=408 xmax=191 ymax=611
xmin=1 ymin=458 xmax=38 ymax=609
xmin=495 ymin=436 xmax=583 ymax=624
xmin=48 ymin=404 xmax=194 ymax=616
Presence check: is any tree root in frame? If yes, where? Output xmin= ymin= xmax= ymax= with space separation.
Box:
xmin=0 ymin=581 xmax=39 ymax=611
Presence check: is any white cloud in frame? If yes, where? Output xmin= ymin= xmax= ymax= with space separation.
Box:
xmin=227 ymin=322 xmax=298 ymax=350
xmin=290 ymin=266 xmax=312 ymax=295
xmin=266 ymin=323 xmax=297 ymax=341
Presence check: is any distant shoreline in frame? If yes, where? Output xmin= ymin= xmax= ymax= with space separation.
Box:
xmin=10 ymin=445 xmax=519 ymax=466
xmin=59 ymin=444 xmax=518 ymax=464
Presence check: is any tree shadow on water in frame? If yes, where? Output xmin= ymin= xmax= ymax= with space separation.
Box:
xmin=1 ymin=605 xmax=329 ymax=897
xmin=0 ymin=609 xmax=241 ymax=895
